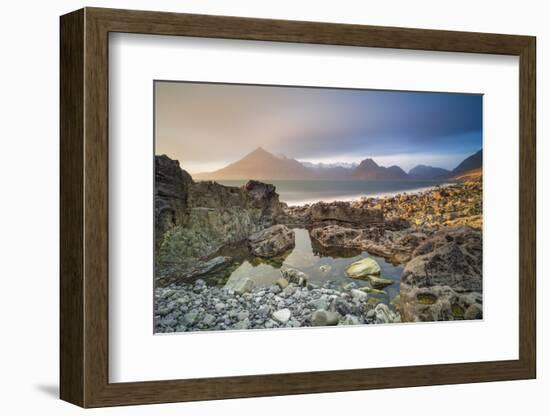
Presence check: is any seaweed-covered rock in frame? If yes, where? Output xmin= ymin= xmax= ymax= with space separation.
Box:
xmin=345 ymin=257 xmax=381 ymax=279
xmin=366 ymin=275 xmax=394 ymax=289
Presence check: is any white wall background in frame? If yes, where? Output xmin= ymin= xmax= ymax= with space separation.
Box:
xmin=0 ymin=1 xmax=545 ymax=414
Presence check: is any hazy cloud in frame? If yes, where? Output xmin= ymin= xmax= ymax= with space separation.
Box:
xmin=155 ymin=81 xmax=482 ymax=172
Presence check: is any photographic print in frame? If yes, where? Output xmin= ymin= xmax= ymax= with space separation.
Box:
xmin=154 ymin=81 xmax=483 ymax=333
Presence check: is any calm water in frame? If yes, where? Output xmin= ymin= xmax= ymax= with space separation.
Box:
xmin=203 ymin=229 xmax=403 ymax=305
xmin=216 ymin=179 xmax=457 ymax=205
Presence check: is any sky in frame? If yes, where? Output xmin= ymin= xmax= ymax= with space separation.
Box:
xmin=155 ymin=81 xmax=482 ymax=173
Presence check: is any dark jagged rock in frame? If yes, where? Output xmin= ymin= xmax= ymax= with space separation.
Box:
xmin=243 ymin=180 xmax=284 ymax=221
xmin=155 ymin=155 xmax=193 ymax=245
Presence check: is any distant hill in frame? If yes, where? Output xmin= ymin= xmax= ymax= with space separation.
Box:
xmin=192 ymin=147 xmax=482 ymax=182
xmin=450 ymin=168 xmax=482 ymax=182
xmin=301 ymin=161 xmax=356 ymax=179
xmin=449 ymin=150 xmax=482 ymax=180
xmin=352 ymin=158 xmax=409 ymax=180
xmin=408 ymin=164 xmax=450 ymax=180
xmin=193 ymin=147 xmax=315 ymax=180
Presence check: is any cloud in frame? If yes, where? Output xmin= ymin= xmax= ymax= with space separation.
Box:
xmin=155 ymin=81 xmax=482 ymax=171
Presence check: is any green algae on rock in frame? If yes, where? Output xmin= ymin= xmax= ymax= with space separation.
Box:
xmin=345 ymin=257 xmax=381 ymax=279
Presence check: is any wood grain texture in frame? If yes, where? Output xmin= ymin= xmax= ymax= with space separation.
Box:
xmin=59 ymin=7 xmax=537 ymax=408
xmin=59 ymin=8 xmax=84 ymax=407
xmin=518 ymin=38 xmax=537 ymax=376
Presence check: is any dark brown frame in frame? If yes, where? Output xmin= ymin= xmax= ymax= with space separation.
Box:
xmin=60 ymin=7 xmax=536 ymax=408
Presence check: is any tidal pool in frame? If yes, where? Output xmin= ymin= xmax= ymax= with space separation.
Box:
xmin=203 ymin=228 xmax=403 ymax=305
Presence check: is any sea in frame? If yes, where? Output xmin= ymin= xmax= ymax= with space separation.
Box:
xmin=215 ymin=179 xmax=458 ymax=206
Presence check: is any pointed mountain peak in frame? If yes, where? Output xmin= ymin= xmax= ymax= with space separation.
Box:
xmin=358 ymin=158 xmax=379 ymax=169
xmin=239 ymin=147 xmax=278 ymax=162
xmin=250 ymin=146 xmax=271 ymax=156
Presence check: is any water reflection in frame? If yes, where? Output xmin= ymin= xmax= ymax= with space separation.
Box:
xmin=203 ymin=228 xmax=402 ymax=304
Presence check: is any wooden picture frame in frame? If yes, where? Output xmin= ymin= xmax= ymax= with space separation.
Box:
xmin=60 ymin=7 xmax=536 ymax=408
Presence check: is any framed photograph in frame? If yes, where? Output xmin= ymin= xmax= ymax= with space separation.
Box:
xmin=60 ymin=7 xmax=536 ymax=408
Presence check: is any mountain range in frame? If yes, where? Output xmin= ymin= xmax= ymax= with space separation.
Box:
xmin=192 ymin=147 xmax=482 ymax=181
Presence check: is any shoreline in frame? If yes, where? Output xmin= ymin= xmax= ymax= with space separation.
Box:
xmin=198 ymin=177 xmax=461 ymax=207
xmin=284 ymin=181 xmax=460 ymax=207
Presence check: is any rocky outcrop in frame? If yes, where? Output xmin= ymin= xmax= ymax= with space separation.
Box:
xmin=309 ymin=201 xmax=384 ymax=227
xmin=354 ymin=181 xmax=482 ymax=230
xmin=311 ymin=225 xmax=374 ymax=250
xmin=310 ymin=224 xmax=421 ymax=265
xmin=400 ymin=226 xmax=482 ymax=322
xmin=242 ymin=180 xmax=284 ymax=221
xmin=155 ymin=155 xmax=285 ymax=283
xmin=155 ymin=155 xmax=194 ymax=245
xmin=278 ymin=201 xmax=384 ymax=229
xmin=248 ymin=225 xmax=295 ymax=258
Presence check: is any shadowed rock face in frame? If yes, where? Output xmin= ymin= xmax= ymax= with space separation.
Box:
xmin=155 ymin=155 xmax=194 ymax=245
xmin=242 ymin=180 xmax=284 ymax=220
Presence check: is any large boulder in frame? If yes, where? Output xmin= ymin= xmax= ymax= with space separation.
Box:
xmin=345 ymin=257 xmax=381 ymax=279
xmin=366 ymin=275 xmax=394 ymax=289
xmin=311 ymin=310 xmax=340 ymax=326
xmin=242 ymin=180 xmax=284 ymax=221
xmin=400 ymin=226 xmax=482 ymax=322
xmin=248 ymin=225 xmax=295 ymax=258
